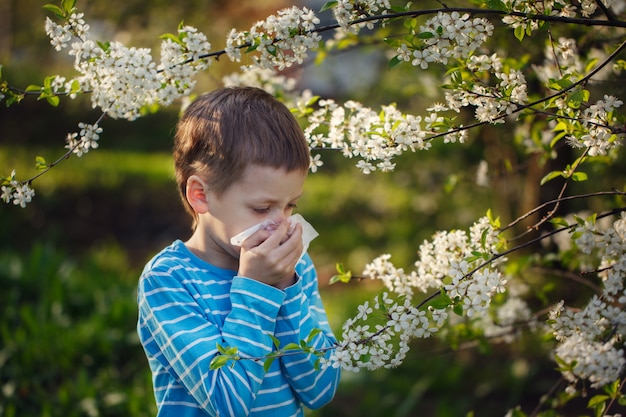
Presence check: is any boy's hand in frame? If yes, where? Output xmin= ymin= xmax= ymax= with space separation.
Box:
xmin=237 ymin=221 xmax=303 ymax=289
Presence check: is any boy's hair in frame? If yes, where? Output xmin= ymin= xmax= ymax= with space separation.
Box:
xmin=173 ymin=86 xmax=311 ymax=227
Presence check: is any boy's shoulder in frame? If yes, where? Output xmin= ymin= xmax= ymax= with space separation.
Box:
xmin=143 ymin=239 xmax=189 ymax=272
xmin=141 ymin=239 xmax=235 ymax=279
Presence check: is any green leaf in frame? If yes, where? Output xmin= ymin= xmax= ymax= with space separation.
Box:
xmin=269 ymin=334 xmax=281 ymax=349
xmin=388 ymin=55 xmax=403 ymax=70
xmin=587 ymin=394 xmax=609 ymax=408
xmin=540 ymin=170 xmax=563 ymax=185
xmin=453 ymin=303 xmax=463 ymax=316
xmin=43 ymin=4 xmax=65 ymax=18
xmin=209 ymin=355 xmax=231 ymax=371
xmin=282 ymin=343 xmax=301 ymax=351
xmin=391 ymin=5 xmax=409 ymax=13
xmin=417 ymin=31 xmax=435 ymax=39
xmin=549 ymin=131 xmax=567 ymax=148
xmin=484 ymin=0 xmax=508 ymax=11
xmin=571 ymin=171 xmax=587 ymax=182
xmin=568 ymin=89 xmax=590 ymax=109
xmin=160 ymin=33 xmax=185 ymax=46
xmin=97 ymin=41 xmax=111 ymax=52
xmin=320 ymin=1 xmax=338 ymax=12
xmin=330 ymin=262 xmax=352 ymax=284
xmin=548 ymin=77 xmax=573 ymax=91
xmin=585 ymin=58 xmax=598 ymax=73
xmin=549 ymin=217 xmax=569 ymax=228
xmin=25 ymin=85 xmax=42 ymax=92
xmin=69 ymin=79 xmax=81 ymax=94
xmin=45 ymin=94 xmax=60 ymax=107
xmin=444 ymin=174 xmax=458 ymax=193
xmin=514 ymin=25 xmax=524 ymax=41
xmin=263 ymin=357 xmax=275 ymax=372
xmin=450 ymin=70 xmax=463 ymax=86
xmin=305 ymin=328 xmax=322 ymax=343
xmin=61 ymin=0 xmax=77 ymax=14
xmin=35 ymin=156 xmax=48 ymax=170
xmin=588 ymin=393 xmax=608 ymax=417
xmin=246 ymin=42 xmax=259 ymax=53
xmin=604 ymin=379 xmax=620 ymax=396
xmin=429 ymin=292 xmax=452 ymax=310
xmin=486 ymin=208 xmax=500 ymax=228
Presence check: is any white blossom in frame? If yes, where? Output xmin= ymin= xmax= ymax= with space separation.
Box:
xmin=398 ymin=12 xmax=493 ymax=70
xmin=8 ymin=182 xmax=36 ymax=208
xmin=333 ymin=0 xmax=392 ymax=33
xmin=226 ymin=7 xmax=321 ymax=71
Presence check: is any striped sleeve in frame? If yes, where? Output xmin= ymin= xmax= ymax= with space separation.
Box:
xmin=138 ymin=264 xmax=286 ymax=417
xmin=274 ymin=255 xmax=341 ymax=409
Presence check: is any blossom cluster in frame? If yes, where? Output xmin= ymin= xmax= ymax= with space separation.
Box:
xmin=413 ymin=216 xmax=503 ymax=295
xmin=548 ymin=212 xmax=626 ymax=389
xmin=478 ymin=282 xmax=534 ymax=343
xmin=446 ymin=53 xmax=529 ymax=123
xmin=363 ymin=216 xmax=503 ymax=299
xmin=304 ymin=98 xmax=435 ymax=174
xmin=44 ymin=14 xmax=211 ymax=120
xmin=445 ymin=261 xmax=507 ymax=318
xmin=65 ymin=122 xmax=103 ymax=157
xmin=332 ymin=0 xmax=393 ymax=33
xmin=329 ymin=293 xmax=440 ymax=372
xmin=330 ymin=216 xmax=511 ymax=371
xmin=568 ymin=95 xmax=624 ymax=156
xmin=1 ymin=171 xmax=35 ymax=208
xmin=502 ymin=0 xmax=625 ymax=25
xmin=533 ymin=37 xmax=584 ymax=86
xmin=225 ymin=6 xmax=321 ymax=70
xmin=396 ymin=12 xmax=494 ymax=70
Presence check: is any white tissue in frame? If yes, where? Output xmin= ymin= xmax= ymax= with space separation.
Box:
xmin=229 ymin=219 xmax=275 ymax=246
xmin=230 ymin=214 xmax=319 ymax=259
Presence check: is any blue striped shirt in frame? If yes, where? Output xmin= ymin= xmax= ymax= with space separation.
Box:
xmin=137 ymin=240 xmax=340 ymax=417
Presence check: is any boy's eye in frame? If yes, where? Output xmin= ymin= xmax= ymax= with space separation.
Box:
xmin=253 ymin=207 xmax=270 ymax=214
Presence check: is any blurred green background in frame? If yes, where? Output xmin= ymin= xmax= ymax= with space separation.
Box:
xmin=2 ymin=1 xmax=625 ymax=416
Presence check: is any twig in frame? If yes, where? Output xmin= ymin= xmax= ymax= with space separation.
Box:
xmin=503 ymin=189 xmax=626 ymax=232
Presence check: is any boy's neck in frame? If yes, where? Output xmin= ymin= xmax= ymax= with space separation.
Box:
xmin=185 ymin=231 xmax=238 ymax=271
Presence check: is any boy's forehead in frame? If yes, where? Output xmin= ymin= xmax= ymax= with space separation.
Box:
xmin=233 ymin=164 xmax=306 ymax=192
xmin=239 ymin=164 xmax=307 ymax=179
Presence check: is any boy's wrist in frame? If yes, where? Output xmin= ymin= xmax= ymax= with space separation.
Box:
xmin=273 ymin=273 xmax=298 ymax=290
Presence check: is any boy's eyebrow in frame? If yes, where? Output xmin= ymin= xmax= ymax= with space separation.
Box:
xmin=249 ymin=193 xmax=303 ymax=204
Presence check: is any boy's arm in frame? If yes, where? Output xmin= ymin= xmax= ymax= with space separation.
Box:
xmin=138 ymin=270 xmax=285 ymax=417
xmin=274 ymin=256 xmax=341 ymax=409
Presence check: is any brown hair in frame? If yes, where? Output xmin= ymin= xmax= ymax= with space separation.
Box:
xmin=173 ymin=86 xmax=311 ymax=227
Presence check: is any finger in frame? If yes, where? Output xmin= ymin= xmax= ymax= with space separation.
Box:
xmin=260 ymin=220 xmax=291 ymax=247
xmin=275 ymin=223 xmax=303 ymax=259
xmin=280 ymin=220 xmax=300 ymax=244
xmin=240 ymin=228 xmax=273 ymax=250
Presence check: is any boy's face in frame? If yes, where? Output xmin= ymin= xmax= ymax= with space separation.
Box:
xmin=203 ymin=164 xmax=307 ymax=262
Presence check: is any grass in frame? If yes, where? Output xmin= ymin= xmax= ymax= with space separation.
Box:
xmin=0 ymin=146 xmax=175 ymax=192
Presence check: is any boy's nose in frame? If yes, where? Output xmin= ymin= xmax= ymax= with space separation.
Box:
xmin=269 ymin=209 xmax=289 ymax=225
xmin=270 ymin=214 xmax=287 ymax=225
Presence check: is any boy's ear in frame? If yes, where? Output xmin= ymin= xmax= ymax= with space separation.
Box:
xmin=186 ymin=175 xmax=210 ymax=214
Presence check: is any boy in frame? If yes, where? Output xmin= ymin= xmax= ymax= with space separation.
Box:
xmin=137 ymin=86 xmax=340 ymax=417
